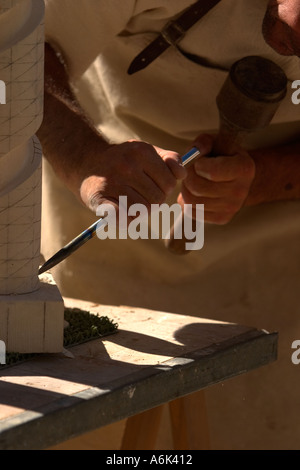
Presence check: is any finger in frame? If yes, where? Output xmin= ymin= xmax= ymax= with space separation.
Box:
xmin=194 ymin=153 xmax=255 ymax=182
xmin=89 ymin=186 xmax=151 ymax=224
xmin=182 ymin=177 xmax=249 ymax=207
xmin=114 ymin=141 xmax=178 ymax=196
xmin=191 ymin=134 xmax=214 ymax=156
xmin=143 ymin=148 xmax=178 ymax=196
xmin=89 ymin=194 xmax=119 ymax=215
xmin=106 ymin=143 xmax=175 ymax=203
xmin=104 ymin=185 xmax=151 ymax=210
xmin=183 ymin=167 xmax=226 ymax=198
xmin=201 ymin=210 xmax=236 ymax=225
xmin=81 ymin=172 xmax=152 ymax=214
xmin=178 ymin=191 xmax=237 ymax=225
xmin=128 ymin=171 xmax=167 ymax=205
xmin=180 ymin=184 xmax=225 ymax=210
xmin=159 ymin=151 xmax=187 ymax=180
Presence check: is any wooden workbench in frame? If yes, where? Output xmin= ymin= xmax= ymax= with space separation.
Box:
xmin=0 ymin=299 xmax=277 ymax=450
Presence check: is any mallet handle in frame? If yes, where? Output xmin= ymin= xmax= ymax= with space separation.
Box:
xmin=165 ymin=118 xmax=242 ymax=255
xmin=165 ymin=56 xmax=287 ymax=255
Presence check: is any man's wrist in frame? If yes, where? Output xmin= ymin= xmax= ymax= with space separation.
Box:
xmin=245 ymin=141 xmax=300 ymax=206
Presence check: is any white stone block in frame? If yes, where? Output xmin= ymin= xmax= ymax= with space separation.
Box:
xmin=0 ymin=278 xmax=64 ymax=353
xmin=0 ymin=0 xmax=64 ymax=354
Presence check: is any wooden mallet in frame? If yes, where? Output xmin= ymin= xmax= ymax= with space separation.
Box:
xmin=165 ymin=55 xmax=287 ymax=255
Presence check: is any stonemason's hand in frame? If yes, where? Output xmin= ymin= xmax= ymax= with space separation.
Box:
xmin=38 ymin=43 xmax=186 ymax=219
xmin=77 ymin=140 xmax=187 ymax=215
xmin=178 ymin=134 xmax=255 ymax=224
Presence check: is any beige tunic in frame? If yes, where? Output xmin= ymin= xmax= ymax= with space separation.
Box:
xmin=43 ymin=0 xmax=300 ymax=449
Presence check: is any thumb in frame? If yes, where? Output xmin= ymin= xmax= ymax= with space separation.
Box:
xmin=191 ymin=134 xmax=214 ymax=157
xmin=154 ymin=146 xmax=187 ymax=180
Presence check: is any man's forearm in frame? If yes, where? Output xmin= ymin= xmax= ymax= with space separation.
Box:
xmin=37 ymin=43 xmax=109 ymax=194
xmin=246 ymin=140 xmax=300 ymax=206
xmin=37 ymin=44 xmax=185 ymax=213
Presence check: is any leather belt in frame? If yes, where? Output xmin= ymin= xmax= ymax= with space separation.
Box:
xmin=127 ymin=0 xmax=222 ymax=75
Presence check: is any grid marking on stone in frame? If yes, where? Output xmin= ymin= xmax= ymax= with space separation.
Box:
xmin=0 ymin=0 xmax=44 ymax=295
xmin=0 ymin=21 xmax=44 ymax=157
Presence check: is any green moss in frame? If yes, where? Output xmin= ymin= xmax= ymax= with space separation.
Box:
xmin=63 ymin=307 xmax=118 ymax=347
xmin=5 ymin=307 xmax=118 ymax=367
xmin=5 ymin=352 xmax=36 ymax=366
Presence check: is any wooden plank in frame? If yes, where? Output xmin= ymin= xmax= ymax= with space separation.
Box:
xmin=0 ymin=299 xmax=277 ymax=450
xmin=169 ymin=391 xmax=210 ymax=450
xmin=121 ymin=405 xmax=164 ymax=450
